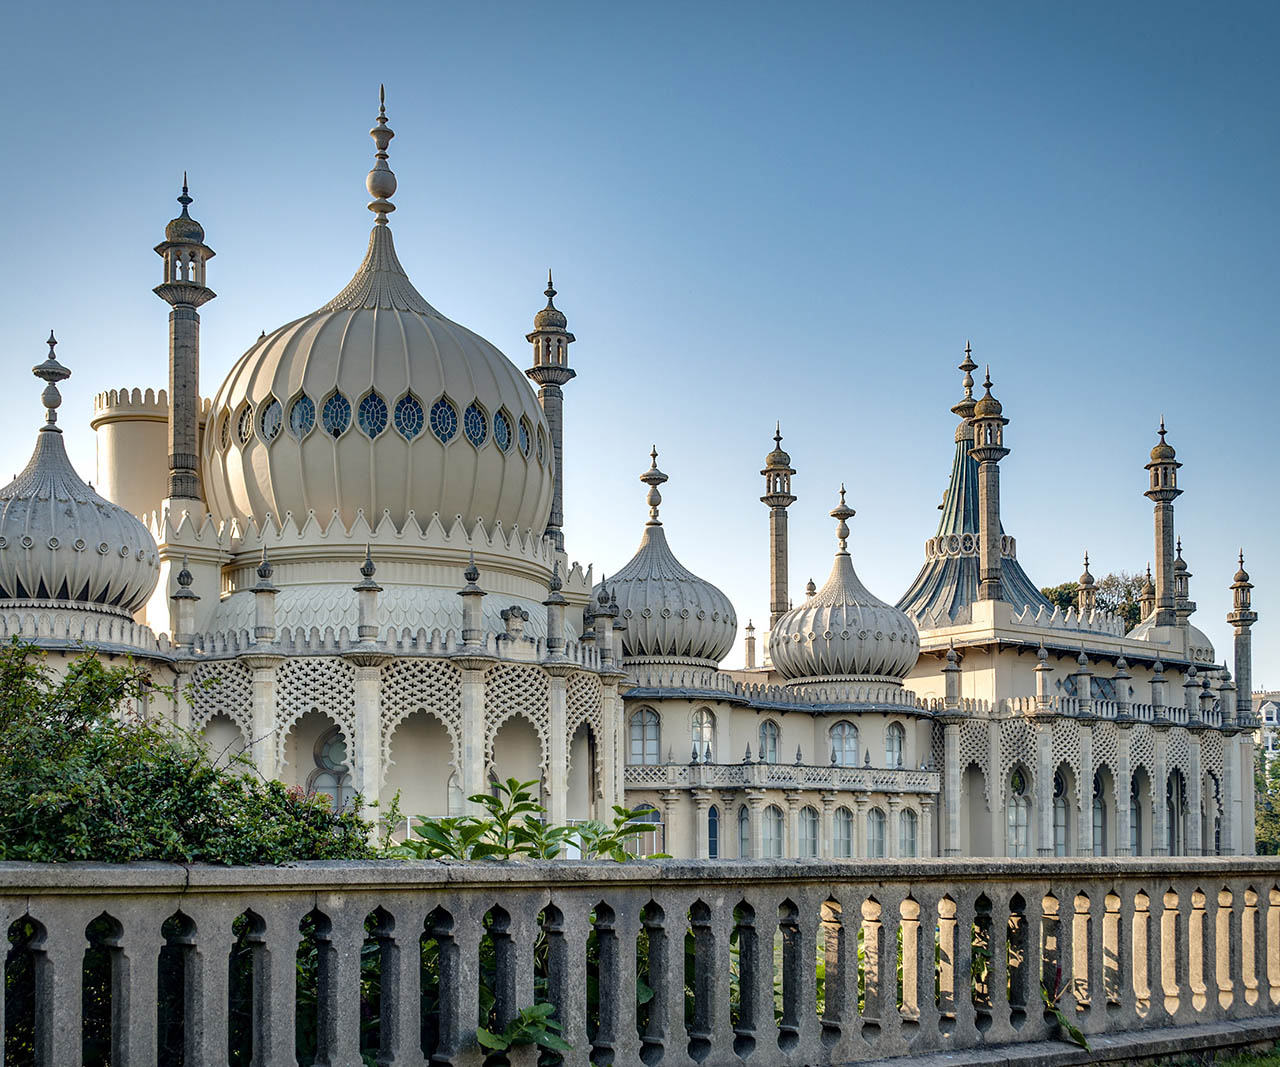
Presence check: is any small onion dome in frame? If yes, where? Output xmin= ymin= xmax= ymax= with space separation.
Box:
xmin=1174 ymin=540 xmax=1189 ymax=575
xmin=0 ymin=335 xmax=158 ymax=615
xmin=973 ymin=366 xmax=1003 ymax=418
xmin=596 ymin=449 xmax=737 ymax=667
xmin=769 ymin=486 xmax=919 ymax=684
xmin=1150 ymin=418 xmax=1177 ymax=462
xmin=764 ymin=423 xmax=792 ymax=469
xmin=1235 ymin=551 xmax=1250 ymax=585
xmin=164 ymin=177 xmax=205 ymax=244
xmin=1079 ymin=552 xmax=1095 ymax=588
xmin=533 ymin=270 xmax=568 ymax=330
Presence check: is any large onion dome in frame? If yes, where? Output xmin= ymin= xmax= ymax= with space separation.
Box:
xmin=0 ymin=336 xmax=158 ymax=614
xmin=597 ymin=449 xmax=736 ymax=667
xmin=770 ymin=487 xmax=919 ymax=685
xmin=202 ymin=93 xmax=553 ymax=535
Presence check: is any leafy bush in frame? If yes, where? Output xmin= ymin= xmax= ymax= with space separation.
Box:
xmin=0 ymin=641 xmax=374 ymax=864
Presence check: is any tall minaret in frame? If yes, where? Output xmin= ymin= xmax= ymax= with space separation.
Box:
xmin=1144 ymin=419 xmax=1181 ymax=628
xmin=761 ymin=424 xmax=797 ymax=628
xmin=969 ymin=366 xmax=1009 ymax=601
xmin=526 ymin=270 xmax=575 ymax=550
xmin=1173 ymin=538 xmax=1196 ymax=627
xmin=1229 ymin=551 xmax=1257 ymax=720
xmin=154 ymin=174 xmax=215 ymax=502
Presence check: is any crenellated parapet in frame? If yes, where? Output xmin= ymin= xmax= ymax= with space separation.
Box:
xmin=91 ymin=387 xmax=212 ymax=426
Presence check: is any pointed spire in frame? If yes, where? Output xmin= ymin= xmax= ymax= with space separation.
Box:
xmin=361 ymin=543 xmax=377 ymax=579
xmin=32 ymin=331 xmax=71 ymax=431
xmin=952 ymin=340 xmax=979 ymax=419
xmin=256 ymin=544 xmax=274 ymax=582
xmin=830 ymin=483 xmax=855 ymax=553
xmin=366 ymin=84 xmax=397 ymax=223
xmin=640 ymin=446 xmax=668 ymax=525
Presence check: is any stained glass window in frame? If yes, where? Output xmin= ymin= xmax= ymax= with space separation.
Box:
xmin=494 ymin=410 xmax=512 ymax=452
xmin=236 ymin=405 xmax=254 ymax=445
xmin=394 ymin=395 xmax=424 ymax=439
xmin=322 ymin=393 xmax=351 ymax=438
xmin=358 ymin=392 xmax=388 ymax=438
xmin=289 ymin=395 xmax=315 ymax=437
xmin=463 ymin=403 xmax=487 ymax=447
xmin=518 ymin=419 xmax=531 ymax=456
xmin=430 ymin=398 xmax=458 ymax=442
xmin=259 ymin=398 xmax=282 ymax=441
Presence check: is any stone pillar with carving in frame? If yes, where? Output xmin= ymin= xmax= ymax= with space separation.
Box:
xmin=853 ymin=795 xmax=869 ymax=859
xmin=525 ymin=272 xmax=575 ymax=551
xmin=1229 ymin=553 xmax=1257 ymax=721
xmin=1187 ymin=723 xmax=1205 ymax=856
xmin=1115 ymin=721 xmax=1134 ymax=856
xmin=969 ymin=367 xmax=1010 ymax=602
xmin=456 ymin=656 xmax=495 ymax=811
xmin=820 ymin=791 xmax=836 ymax=858
xmin=747 ymin=790 xmax=765 ymax=859
xmin=692 ymin=789 xmax=712 ymax=859
xmin=1077 ymin=719 xmax=1094 ymax=856
xmin=346 ymin=652 xmax=391 ymax=809
xmin=545 ymin=665 xmax=573 ymax=827
xmin=1152 ymin=724 xmax=1170 ymax=856
xmin=920 ymin=795 xmax=935 ymax=857
xmin=887 ymin=794 xmax=902 ymax=859
xmin=1035 ymin=719 xmax=1054 ymax=856
xmin=240 ymin=653 xmax=283 ymax=780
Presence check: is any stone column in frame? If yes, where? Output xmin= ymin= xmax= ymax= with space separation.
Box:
xmin=988 ymin=715 xmax=1003 ymax=856
xmin=820 ymin=791 xmax=835 ymax=858
xmin=943 ymin=717 xmax=962 ymax=856
xmin=1241 ymin=732 xmax=1257 ymax=855
xmin=1077 ymin=721 xmax=1094 ymax=856
xmin=1144 ymin=421 xmax=1181 ymax=628
xmin=853 ymin=795 xmax=868 ymax=859
xmin=784 ymin=791 xmax=802 ymax=858
xmin=887 ymin=794 xmax=902 ymax=859
xmin=661 ymin=789 xmax=682 ymax=857
xmin=600 ymin=677 xmax=625 ymax=812
xmin=1187 ymin=726 xmax=1205 ymax=856
xmin=761 ymin=428 xmax=797 ymax=629
xmin=171 ymin=662 xmax=194 ymax=733
xmin=1220 ymin=726 xmax=1238 ymax=856
xmin=345 ymin=652 xmax=391 ymax=811
xmin=525 ymin=276 xmax=575 ymax=551
xmin=1035 ymin=720 xmax=1054 ymax=856
xmin=1115 ymin=723 xmax=1134 ymax=856
xmin=920 ymin=795 xmax=936 ymax=857
xmin=747 ymin=790 xmax=765 ymax=859
xmin=692 ymin=789 xmax=712 ymax=859
xmin=240 ymin=654 xmax=282 ymax=780
xmin=545 ymin=666 xmax=573 ymax=827
xmin=1152 ymin=725 xmax=1170 ymax=856
xmin=456 ymin=656 xmax=496 ymax=811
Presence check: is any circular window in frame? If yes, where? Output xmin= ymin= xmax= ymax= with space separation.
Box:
xmin=322 ymin=393 xmax=351 ymax=437
xmin=394 ymin=395 xmax=424 ymax=439
xmin=430 ymin=398 xmax=458 ymax=442
xmin=536 ymin=427 xmax=547 ymax=465
xmin=463 ymin=403 xmax=487 ymax=447
xmin=358 ymin=392 xmax=388 ymax=437
xmin=218 ymin=412 xmax=230 ymax=450
xmin=494 ymin=410 xmax=512 ymax=452
xmin=259 ymin=398 xmax=282 ymax=441
xmin=236 ymin=406 xmax=254 ymax=445
xmin=519 ymin=419 xmax=531 ymax=457
xmin=289 ymin=395 xmax=315 ymax=437
xmin=318 ymin=730 xmax=348 ymax=771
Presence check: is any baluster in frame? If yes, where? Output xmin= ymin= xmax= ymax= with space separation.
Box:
xmin=1022 ymin=887 xmax=1052 ymax=1042
xmin=1086 ymin=888 xmax=1108 ymax=1035
xmin=951 ymin=890 xmax=979 ymax=1045
xmin=589 ymin=900 xmax=622 ymax=1066
xmin=376 ymin=900 xmax=429 ymax=1067
xmin=504 ymin=893 xmax=543 ymax=1067
xmin=612 ymin=889 xmax=644 ymax=1067
xmin=1248 ymin=883 xmax=1271 ymax=1013
xmin=1200 ymin=886 xmax=1221 ymax=1016
xmin=703 ymin=895 xmax=736 ymax=1063
xmin=317 ymin=901 xmax=368 ymax=1066
xmin=436 ymin=897 xmax=483 ymax=1067
xmin=544 ymin=898 xmax=590 ymax=1067
xmin=191 ymin=901 xmax=240 ymax=1067
xmin=257 ymin=900 xmax=305 ymax=1067
xmin=116 ymin=905 xmax=164 ymax=1067
xmin=819 ymin=889 xmax=862 ymax=1063
xmin=1172 ymin=886 xmax=1193 ymax=1023
xmin=910 ymin=888 xmax=940 ymax=1049
xmin=792 ymin=887 xmax=823 ymax=1065
xmin=1222 ymin=884 xmax=1244 ymax=1015
xmin=1113 ymin=885 xmax=1139 ymax=1029
xmin=875 ymin=886 xmax=905 ymax=1054
xmin=985 ymin=892 xmax=1014 ymax=1042
xmin=35 ymin=902 xmax=94 ymax=1067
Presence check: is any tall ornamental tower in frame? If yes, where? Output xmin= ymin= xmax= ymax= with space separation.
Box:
xmin=1229 ymin=551 xmax=1257 ymax=720
xmin=761 ymin=424 xmax=797 ymax=628
xmin=969 ymin=367 xmax=1009 ymax=601
xmin=526 ymin=271 xmax=575 ymax=550
xmin=154 ymin=176 xmax=215 ymax=502
xmin=1144 ymin=419 xmax=1181 ymax=628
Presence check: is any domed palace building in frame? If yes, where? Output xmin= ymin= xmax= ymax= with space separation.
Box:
xmin=0 ymin=95 xmax=1259 ymax=858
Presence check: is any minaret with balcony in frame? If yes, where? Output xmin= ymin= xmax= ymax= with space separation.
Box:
xmin=526 ymin=271 xmax=576 ymax=551
xmin=761 ymin=424 xmax=797 ymax=629
xmin=969 ymin=367 xmax=1009 ymax=602
xmin=1229 ymin=551 xmax=1257 ymax=721
xmin=1144 ymin=419 xmax=1181 ymax=629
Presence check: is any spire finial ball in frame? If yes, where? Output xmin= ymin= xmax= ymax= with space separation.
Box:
xmin=366 ymin=86 xmax=397 ymax=221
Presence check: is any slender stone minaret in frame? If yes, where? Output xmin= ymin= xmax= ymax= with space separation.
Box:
xmin=761 ymin=424 xmax=797 ymax=628
xmin=154 ymin=174 xmax=215 ymax=502
xmin=526 ymin=270 xmax=576 ymax=551
xmin=1144 ymin=419 xmax=1181 ymax=628
xmin=1173 ymin=538 xmax=1196 ymax=626
xmin=1229 ymin=551 xmax=1257 ymax=720
xmin=1139 ymin=564 xmax=1155 ymax=621
xmin=744 ymin=620 xmax=757 ymax=669
xmin=1077 ymin=552 xmax=1096 ymax=615
xmin=968 ymin=366 xmax=1009 ymax=601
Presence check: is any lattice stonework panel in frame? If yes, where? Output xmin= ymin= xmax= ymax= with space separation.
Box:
xmin=566 ymin=672 xmax=603 ymax=736
xmin=1052 ymin=718 xmax=1081 ymax=774
xmin=1167 ymin=729 xmax=1191 ymax=777
xmin=1201 ymin=730 xmax=1223 ymax=771
xmin=1092 ymin=721 xmax=1118 ymax=773
xmin=930 ymin=722 xmax=945 ymax=774
xmin=188 ymin=660 xmax=252 ymax=739
xmin=379 ymin=658 xmax=463 ymax=771
xmin=1130 ymin=725 xmax=1153 ymax=773
xmin=274 ymin=657 xmax=357 ymax=767
xmin=958 ymin=719 xmax=993 ymax=807
xmin=485 ymin=663 xmax=551 ymax=761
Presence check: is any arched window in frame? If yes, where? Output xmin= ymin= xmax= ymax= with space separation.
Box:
xmin=758 ymin=720 xmax=779 ymax=764
xmin=1167 ymin=771 xmax=1186 ymax=856
xmin=867 ymin=808 xmax=886 ymax=859
xmin=798 ymin=806 xmax=818 ymax=858
xmin=885 ymin=722 xmax=905 ymax=768
xmin=1130 ymin=779 xmax=1142 ymax=856
xmin=834 ymin=807 xmax=853 ymax=858
xmin=308 ymin=726 xmax=353 ymax=812
xmin=707 ymin=805 xmax=720 ymax=859
xmin=1053 ymin=771 xmax=1069 ymax=857
xmin=628 ymin=709 xmax=660 ymax=765
xmin=763 ymin=805 xmax=784 ymax=858
xmin=737 ymin=805 xmax=751 ymax=858
xmin=830 ymin=721 xmax=858 ymax=767
xmin=1092 ymin=772 xmax=1107 ymax=857
xmin=1007 ymin=768 xmax=1030 ymax=857
xmin=900 ymin=808 xmax=919 ymax=857
xmin=691 ymin=708 xmax=715 ymax=761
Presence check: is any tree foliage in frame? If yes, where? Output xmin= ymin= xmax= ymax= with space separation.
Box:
xmin=1256 ymin=749 xmax=1280 ymax=856
xmin=1042 ymin=569 xmax=1145 ymax=629
xmin=0 ymin=641 xmax=375 ymax=864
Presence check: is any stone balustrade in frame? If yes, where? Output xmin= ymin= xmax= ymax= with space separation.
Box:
xmin=3 ymin=858 xmax=1280 ymax=1066
xmin=625 ymin=762 xmax=940 ymax=794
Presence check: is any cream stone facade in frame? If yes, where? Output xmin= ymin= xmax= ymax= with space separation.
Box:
xmin=0 ymin=92 xmax=1259 ymax=860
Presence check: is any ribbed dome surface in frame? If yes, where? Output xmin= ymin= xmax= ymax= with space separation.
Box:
xmin=202 ymin=223 xmax=554 ymax=534
xmin=602 ymin=524 xmax=737 ymax=666
xmin=0 ymin=428 xmax=158 ymax=615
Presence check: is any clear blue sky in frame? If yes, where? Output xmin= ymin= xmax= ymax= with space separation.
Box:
xmin=0 ymin=1 xmax=1276 ymax=681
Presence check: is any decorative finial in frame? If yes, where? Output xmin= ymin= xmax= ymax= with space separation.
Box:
xmin=32 ymin=330 xmax=71 ymax=430
xmin=545 ymin=268 xmax=556 ymax=304
xmin=640 ymin=446 xmax=668 ymax=525
xmin=463 ymin=550 xmax=479 ymax=585
xmin=960 ymin=340 xmax=976 ymax=396
xmin=177 ymin=555 xmax=194 ymax=588
xmin=360 ymin=543 xmax=377 ymax=579
xmin=549 ymin=560 xmax=563 ymax=593
xmin=805 ymin=577 xmax=816 ymax=597
xmin=177 ymin=173 xmax=192 ymax=216
xmin=774 ymin=420 xmax=782 ymax=447
xmin=256 ymin=544 xmax=274 ymax=582
xmin=983 ymin=364 xmax=993 ymax=392
xmin=366 ymin=85 xmax=397 ymax=223
xmin=829 ymin=483 xmax=855 ymax=553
